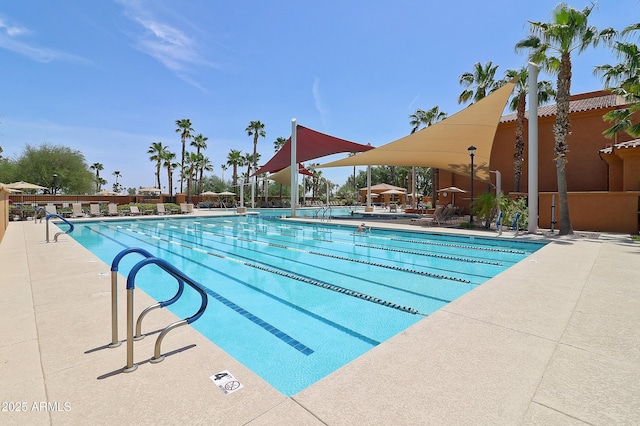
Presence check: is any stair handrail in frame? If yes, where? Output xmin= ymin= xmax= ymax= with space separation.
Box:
xmin=123 ymin=256 xmax=208 ymax=372
xmin=109 ymin=248 xmax=155 ymax=348
xmin=45 ymin=213 xmax=74 ymax=242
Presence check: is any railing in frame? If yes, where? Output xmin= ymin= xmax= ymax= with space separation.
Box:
xmin=314 ymin=205 xmax=332 ymax=221
xmin=45 ymin=213 xmax=75 ymax=242
xmin=109 ymin=248 xmax=156 ymax=348
xmin=109 ymin=249 xmax=208 ymax=373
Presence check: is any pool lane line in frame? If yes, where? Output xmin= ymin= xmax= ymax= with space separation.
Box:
xmin=106 ymin=222 xmax=433 ymax=315
xmin=135 ymin=220 xmax=477 ymax=288
xmin=86 ymin=224 xmax=382 ymax=349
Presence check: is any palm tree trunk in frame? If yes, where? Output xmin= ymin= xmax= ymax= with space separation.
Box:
xmin=554 ymin=53 xmax=573 ymax=235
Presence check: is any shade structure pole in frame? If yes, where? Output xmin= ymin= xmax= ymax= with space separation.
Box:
xmin=239 ymin=178 xmax=244 ymax=208
xmin=290 ymin=118 xmax=297 ymax=217
xmin=528 ymin=62 xmax=539 ymax=234
xmin=366 ymin=165 xmax=372 ymax=210
xmin=412 ymin=166 xmax=417 ymax=208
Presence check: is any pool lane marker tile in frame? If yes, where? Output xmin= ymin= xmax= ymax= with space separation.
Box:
xmin=211 ymin=370 xmax=244 ymax=395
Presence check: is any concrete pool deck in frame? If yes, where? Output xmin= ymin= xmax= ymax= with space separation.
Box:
xmin=1 ymin=211 xmax=639 ymax=425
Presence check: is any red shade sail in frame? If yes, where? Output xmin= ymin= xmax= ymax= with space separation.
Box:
xmin=253 ymin=125 xmax=373 ymax=176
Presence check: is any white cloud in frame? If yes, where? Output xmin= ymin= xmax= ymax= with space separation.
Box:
xmin=313 ymin=77 xmax=329 ymax=129
xmin=0 ymin=16 xmax=89 ymax=64
xmin=118 ymin=0 xmax=216 ymax=89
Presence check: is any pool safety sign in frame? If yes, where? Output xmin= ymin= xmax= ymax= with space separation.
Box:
xmin=210 ymin=370 xmax=244 ymax=395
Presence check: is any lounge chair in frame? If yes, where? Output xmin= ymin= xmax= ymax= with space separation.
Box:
xmin=72 ymin=203 xmax=85 ymax=217
xmin=157 ymin=203 xmax=167 ymax=214
xmin=108 ymin=203 xmax=119 ymax=216
xmin=129 ymin=206 xmax=142 ymax=216
xmin=180 ymin=203 xmax=193 ymax=214
xmin=46 ymin=203 xmax=57 ymax=215
xmin=89 ymin=204 xmax=102 ymax=217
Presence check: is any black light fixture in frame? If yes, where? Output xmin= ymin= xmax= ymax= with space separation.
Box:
xmin=52 ymin=173 xmax=58 ymax=196
xmin=467 ymin=146 xmax=476 ymax=224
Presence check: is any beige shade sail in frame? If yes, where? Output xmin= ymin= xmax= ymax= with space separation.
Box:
xmin=317 ymin=80 xmax=516 ymax=183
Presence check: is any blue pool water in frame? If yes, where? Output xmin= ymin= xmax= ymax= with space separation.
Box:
xmin=68 ymin=215 xmax=545 ymax=395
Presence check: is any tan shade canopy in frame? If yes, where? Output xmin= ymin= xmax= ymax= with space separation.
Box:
xmin=317 ymin=80 xmax=516 ymax=183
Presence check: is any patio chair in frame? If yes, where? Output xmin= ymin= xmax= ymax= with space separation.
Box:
xmin=89 ymin=204 xmax=102 ymax=217
xmin=72 ymin=203 xmax=85 ymax=217
xmin=129 ymin=206 xmax=142 ymax=216
xmin=180 ymin=203 xmax=193 ymax=214
xmin=46 ymin=203 xmax=57 ymax=215
xmin=157 ymin=203 xmax=167 ymax=214
xmin=108 ymin=203 xmax=119 ymax=216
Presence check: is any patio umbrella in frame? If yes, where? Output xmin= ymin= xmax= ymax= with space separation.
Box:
xmin=437 ymin=186 xmax=466 ymax=205
xmin=218 ymin=191 xmax=236 ymax=196
xmin=380 ymin=188 xmax=406 ymax=203
xmin=96 ymin=190 xmax=119 ymax=195
xmin=7 ymin=181 xmax=47 ymax=190
xmin=200 ymin=191 xmax=219 ymax=196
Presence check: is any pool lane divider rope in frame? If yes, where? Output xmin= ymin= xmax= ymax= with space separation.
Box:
xmin=110 ymin=222 xmax=428 ymax=316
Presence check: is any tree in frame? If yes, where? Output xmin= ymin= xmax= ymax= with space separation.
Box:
xmin=245 ymin=120 xmax=266 ymax=205
xmin=197 ymin=155 xmax=213 ymax=195
xmin=458 ymin=61 xmax=501 ymax=105
xmin=226 ymin=149 xmax=243 ymax=191
xmin=175 ymin=118 xmax=194 ymax=193
xmin=408 ymin=106 xmax=448 ymax=201
xmin=148 ymin=141 xmax=168 ymax=191
xmin=502 ymin=67 xmax=555 ymax=191
xmin=273 ymin=136 xmax=288 ymax=199
xmin=191 ymin=133 xmax=209 ymax=193
xmin=161 ymin=150 xmax=178 ymax=196
xmin=90 ymin=162 xmax=104 ymax=192
xmin=220 ymin=164 xmax=228 ymax=185
xmin=14 ymin=143 xmax=93 ymax=194
xmin=516 ymin=3 xmax=615 ymax=235
xmin=112 ymin=170 xmax=122 ymax=193
xmin=595 ymin=23 xmax=640 ymax=138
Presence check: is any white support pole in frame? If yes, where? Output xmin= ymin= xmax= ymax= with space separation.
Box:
xmin=528 ymin=62 xmax=539 ymax=234
xmin=290 ymin=118 xmax=297 ymax=217
xmin=326 ymin=180 xmax=330 ymax=205
xmin=490 ymin=170 xmax=502 ymax=198
xmin=366 ymin=165 xmax=372 ymax=212
xmin=251 ymin=178 xmax=255 ymax=208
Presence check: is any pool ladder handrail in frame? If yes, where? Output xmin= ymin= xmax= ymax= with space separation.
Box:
xmin=122 ymin=255 xmax=208 ymax=373
xmin=314 ymin=205 xmax=332 ymax=221
xmin=109 ymin=248 xmax=157 ymax=348
xmin=44 ymin=213 xmax=75 ymax=242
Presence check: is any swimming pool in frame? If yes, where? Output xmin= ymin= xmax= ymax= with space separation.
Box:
xmin=68 ymin=215 xmax=545 ymax=395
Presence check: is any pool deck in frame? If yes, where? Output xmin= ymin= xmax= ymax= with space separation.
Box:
xmin=1 ymin=210 xmax=639 ymax=425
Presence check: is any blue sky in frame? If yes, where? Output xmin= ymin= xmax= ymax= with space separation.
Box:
xmin=1 ymin=0 xmax=638 ymax=192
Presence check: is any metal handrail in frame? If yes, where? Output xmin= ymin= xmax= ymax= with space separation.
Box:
xmin=45 ymin=213 xmax=74 ymax=242
xmin=109 ymin=248 xmax=155 ymax=348
xmin=123 ymin=257 xmax=208 ymax=372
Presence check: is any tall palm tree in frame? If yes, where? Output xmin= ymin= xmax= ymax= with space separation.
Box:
xmin=273 ymin=136 xmax=288 ymax=199
xmin=226 ymin=149 xmax=243 ymax=191
xmin=245 ymin=120 xmax=266 ymax=204
xmin=161 ymin=150 xmax=178 ymax=196
xmin=502 ymin=67 xmax=555 ymax=192
xmin=595 ymin=24 xmax=640 ymax=138
xmin=458 ymin=61 xmax=501 ymax=105
xmin=220 ymin=164 xmax=228 ymax=186
xmin=90 ymin=162 xmax=104 ymax=192
xmin=190 ymin=134 xmax=209 ymax=194
xmin=408 ymin=106 xmax=448 ymax=202
xmin=175 ymin=118 xmax=194 ymax=193
xmin=148 ymin=142 xmax=168 ymax=191
xmin=197 ymin=155 xmax=213 ymax=195
xmin=112 ymin=170 xmax=122 ymax=193
xmin=516 ymin=3 xmax=615 ymax=235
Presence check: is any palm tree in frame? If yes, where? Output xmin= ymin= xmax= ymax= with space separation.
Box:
xmin=595 ymin=24 xmax=640 ymax=138
xmin=112 ymin=170 xmax=122 ymax=193
xmin=190 ymin=134 xmax=209 ymax=193
xmin=273 ymin=136 xmax=288 ymax=199
xmin=197 ymin=155 xmax=213 ymax=195
xmin=161 ymin=150 xmax=178 ymax=196
xmin=148 ymin=142 xmax=167 ymax=191
xmin=502 ymin=68 xmax=555 ymax=192
xmin=245 ymin=120 xmax=266 ymax=205
xmin=175 ymin=119 xmax=194 ymax=193
xmin=90 ymin=162 xmax=104 ymax=192
xmin=408 ymin=106 xmax=448 ymax=202
xmin=516 ymin=3 xmax=615 ymax=235
xmin=226 ymin=149 xmax=243 ymax=191
xmin=458 ymin=61 xmax=501 ymax=105
xmin=220 ymin=164 xmax=228 ymax=186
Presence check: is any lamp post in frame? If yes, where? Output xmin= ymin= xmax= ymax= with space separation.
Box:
xmin=467 ymin=146 xmax=476 ymax=224
xmin=52 ymin=173 xmax=58 ymax=196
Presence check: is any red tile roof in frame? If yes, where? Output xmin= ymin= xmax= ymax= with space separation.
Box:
xmin=599 ymin=139 xmax=640 ymax=154
xmin=500 ymin=91 xmax=626 ymax=123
